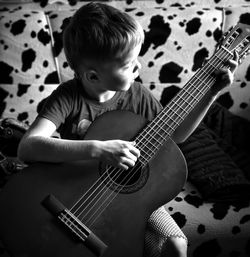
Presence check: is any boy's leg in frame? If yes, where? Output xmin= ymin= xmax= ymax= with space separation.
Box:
xmin=144 ymin=207 xmax=188 ymax=257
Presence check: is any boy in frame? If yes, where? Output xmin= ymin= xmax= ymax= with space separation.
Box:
xmin=18 ymin=2 xmax=238 ymax=257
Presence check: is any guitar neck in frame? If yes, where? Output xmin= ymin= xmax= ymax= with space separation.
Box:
xmin=135 ymin=21 xmax=250 ymax=164
xmin=160 ymin=46 xmax=232 ymax=135
xmin=135 ymin=46 xmax=232 ymax=164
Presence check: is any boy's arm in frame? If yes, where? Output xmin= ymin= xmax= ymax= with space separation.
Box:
xmin=172 ymin=55 xmax=238 ymax=144
xmin=18 ymin=117 xmax=140 ymax=170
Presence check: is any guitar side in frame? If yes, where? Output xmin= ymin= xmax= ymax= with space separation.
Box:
xmin=0 ymin=110 xmax=187 ymax=257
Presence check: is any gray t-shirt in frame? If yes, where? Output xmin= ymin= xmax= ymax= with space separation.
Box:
xmin=39 ymin=78 xmax=162 ymax=139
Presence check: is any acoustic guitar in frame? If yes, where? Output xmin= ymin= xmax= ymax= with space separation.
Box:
xmin=0 ymin=23 xmax=249 ymax=257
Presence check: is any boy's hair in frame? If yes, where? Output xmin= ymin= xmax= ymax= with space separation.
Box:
xmin=63 ymin=2 xmax=144 ymax=72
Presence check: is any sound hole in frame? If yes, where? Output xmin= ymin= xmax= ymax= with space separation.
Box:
xmin=99 ymin=161 xmax=149 ymax=194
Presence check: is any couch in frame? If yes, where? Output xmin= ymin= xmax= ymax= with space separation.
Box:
xmin=0 ymin=0 xmax=250 ymax=257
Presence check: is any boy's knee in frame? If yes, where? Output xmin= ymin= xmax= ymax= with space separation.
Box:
xmin=161 ymin=236 xmax=187 ymax=257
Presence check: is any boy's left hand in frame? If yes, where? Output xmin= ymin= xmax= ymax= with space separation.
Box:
xmin=212 ymin=51 xmax=239 ymax=95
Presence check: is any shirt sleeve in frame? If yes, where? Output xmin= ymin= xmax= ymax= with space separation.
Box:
xmin=38 ymin=82 xmax=74 ymax=129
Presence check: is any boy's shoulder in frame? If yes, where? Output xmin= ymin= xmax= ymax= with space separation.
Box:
xmin=131 ymin=81 xmax=151 ymax=95
xmin=131 ymin=81 xmax=158 ymax=103
xmin=53 ymin=78 xmax=82 ymax=97
xmin=57 ymin=78 xmax=78 ymax=90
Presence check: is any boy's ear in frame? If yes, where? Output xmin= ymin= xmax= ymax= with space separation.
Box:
xmin=86 ymin=70 xmax=99 ymax=83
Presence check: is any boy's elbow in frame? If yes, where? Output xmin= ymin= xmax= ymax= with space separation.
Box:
xmin=171 ymin=132 xmax=189 ymax=144
xmin=17 ymin=137 xmax=34 ymax=163
xmin=17 ymin=140 xmax=27 ymax=162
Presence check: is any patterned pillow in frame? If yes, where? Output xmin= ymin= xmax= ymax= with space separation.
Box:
xmin=0 ymin=84 xmax=56 ymax=124
xmin=0 ymin=9 xmax=58 ymax=85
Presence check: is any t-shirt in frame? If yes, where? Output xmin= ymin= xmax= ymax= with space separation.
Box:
xmin=39 ymin=78 xmax=162 ymax=139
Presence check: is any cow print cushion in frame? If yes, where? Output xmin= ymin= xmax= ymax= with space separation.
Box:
xmin=0 ymin=9 xmax=58 ymax=86
xmin=0 ymin=9 xmax=59 ymax=123
xmin=163 ymin=182 xmax=250 ymax=257
xmin=0 ymin=84 xmax=56 ymax=124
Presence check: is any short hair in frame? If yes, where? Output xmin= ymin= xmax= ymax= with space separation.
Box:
xmin=63 ymin=2 xmax=144 ymax=72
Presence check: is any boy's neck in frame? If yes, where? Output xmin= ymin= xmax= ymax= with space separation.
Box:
xmin=95 ymin=91 xmax=116 ymax=102
xmin=82 ymin=82 xmax=116 ymax=102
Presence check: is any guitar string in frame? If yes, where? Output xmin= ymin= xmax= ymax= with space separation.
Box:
xmin=69 ymin=47 xmax=231 ymax=225
xmin=82 ymin=49 xmax=232 ymax=226
xmin=59 ymin=213 xmax=88 ymax=241
xmin=69 ymin=47 xmax=231 ymax=221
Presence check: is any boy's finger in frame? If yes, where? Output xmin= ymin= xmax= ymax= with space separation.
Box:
xmin=228 ymin=59 xmax=238 ymax=73
xmin=127 ymin=142 xmax=140 ymax=158
xmin=233 ymin=50 xmax=239 ymax=61
xmin=228 ymin=50 xmax=239 ymax=73
xmin=130 ymin=147 xmax=140 ymax=158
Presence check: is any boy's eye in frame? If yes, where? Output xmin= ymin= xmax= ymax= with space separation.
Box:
xmin=125 ymin=60 xmax=136 ymax=68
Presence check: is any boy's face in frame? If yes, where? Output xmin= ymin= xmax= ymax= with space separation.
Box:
xmin=98 ymin=43 xmax=142 ymax=92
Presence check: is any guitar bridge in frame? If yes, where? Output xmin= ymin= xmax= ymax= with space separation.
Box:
xmin=42 ymin=194 xmax=107 ymax=256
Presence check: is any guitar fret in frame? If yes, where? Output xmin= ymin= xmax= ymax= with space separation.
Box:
xmin=140 ymin=141 xmax=162 ymax=160
xmin=181 ymin=87 xmax=199 ymax=104
xmin=163 ymin=110 xmax=181 ymax=127
xmin=221 ymin=45 xmax=234 ymax=56
xmin=136 ymin=117 xmax=174 ymax=143
xmin=169 ymin=108 xmax=185 ymax=121
xmin=214 ymin=52 xmax=225 ymax=61
xmin=193 ymin=73 xmax=211 ymax=88
xmin=176 ymin=102 xmax=189 ymax=114
xmin=136 ymin=139 xmax=156 ymax=158
xmin=176 ymin=94 xmax=193 ymax=108
xmin=207 ymin=60 xmax=219 ymax=70
xmin=138 ymin=154 xmax=148 ymax=165
xmin=152 ymin=119 xmax=174 ymax=137
xmin=138 ymin=128 xmax=165 ymax=149
xmin=141 ymin=140 xmax=157 ymax=155
xmin=135 ymin=119 xmax=175 ymax=162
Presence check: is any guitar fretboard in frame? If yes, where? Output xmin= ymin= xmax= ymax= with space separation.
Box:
xmin=135 ymin=47 xmax=232 ymax=165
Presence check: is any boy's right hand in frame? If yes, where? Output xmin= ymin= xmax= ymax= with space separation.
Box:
xmin=95 ymin=140 xmax=140 ymax=170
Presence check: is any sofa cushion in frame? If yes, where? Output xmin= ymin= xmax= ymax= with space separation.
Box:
xmin=0 ymin=9 xmax=58 ymax=85
xmin=0 ymin=84 xmax=57 ymax=124
xmin=164 ymin=181 xmax=250 ymax=257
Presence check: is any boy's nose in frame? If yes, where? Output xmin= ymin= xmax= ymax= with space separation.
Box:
xmin=133 ymin=60 xmax=142 ymax=73
xmin=136 ymin=60 xmax=142 ymax=70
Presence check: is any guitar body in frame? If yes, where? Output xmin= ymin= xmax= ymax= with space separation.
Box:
xmin=0 ymin=111 xmax=187 ymax=257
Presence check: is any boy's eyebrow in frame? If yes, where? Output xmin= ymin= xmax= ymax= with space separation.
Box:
xmin=122 ymin=59 xmax=131 ymax=65
xmin=118 ymin=57 xmax=131 ymax=66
